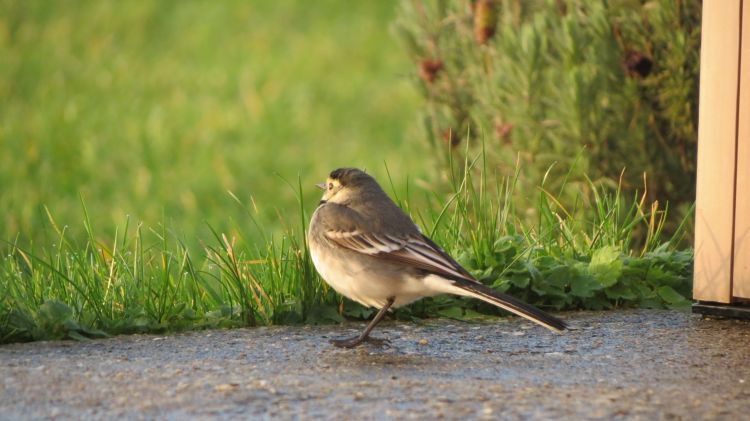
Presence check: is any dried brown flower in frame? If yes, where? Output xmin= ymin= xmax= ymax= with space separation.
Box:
xmin=474 ymin=0 xmax=498 ymax=44
xmin=442 ymin=128 xmax=461 ymax=148
xmin=419 ymin=59 xmax=444 ymax=84
xmin=495 ymin=122 xmax=513 ymax=144
xmin=623 ymin=50 xmax=653 ymax=78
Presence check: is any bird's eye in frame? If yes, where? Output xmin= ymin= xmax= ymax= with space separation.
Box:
xmin=328 ymin=182 xmax=333 ymax=190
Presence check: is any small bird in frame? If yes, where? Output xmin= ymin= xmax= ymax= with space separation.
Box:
xmin=308 ymin=168 xmax=567 ymax=348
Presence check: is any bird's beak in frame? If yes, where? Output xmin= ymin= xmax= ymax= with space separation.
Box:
xmin=315 ymin=182 xmax=327 ymax=190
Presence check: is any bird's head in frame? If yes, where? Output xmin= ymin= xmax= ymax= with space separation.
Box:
xmin=316 ymin=168 xmax=380 ymax=205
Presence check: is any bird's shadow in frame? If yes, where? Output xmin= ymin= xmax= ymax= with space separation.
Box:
xmin=317 ymin=334 xmax=443 ymax=368
xmin=320 ymin=350 xmax=436 ymax=370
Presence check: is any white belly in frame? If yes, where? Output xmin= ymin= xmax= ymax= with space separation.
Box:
xmin=309 ymin=241 xmax=452 ymax=309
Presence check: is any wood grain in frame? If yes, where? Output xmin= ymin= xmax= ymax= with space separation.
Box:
xmin=733 ymin=0 xmax=750 ymax=299
xmin=694 ymin=0 xmax=742 ymax=303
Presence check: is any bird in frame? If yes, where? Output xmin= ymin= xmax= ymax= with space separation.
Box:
xmin=307 ymin=168 xmax=567 ymax=348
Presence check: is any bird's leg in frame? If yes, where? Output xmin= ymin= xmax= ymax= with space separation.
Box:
xmin=330 ymin=297 xmax=395 ymax=348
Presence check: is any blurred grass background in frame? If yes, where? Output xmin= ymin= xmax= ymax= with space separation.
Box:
xmin=0 ymin=0 xmax=428 ymax=249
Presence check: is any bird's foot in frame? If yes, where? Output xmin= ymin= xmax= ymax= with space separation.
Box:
xmin=329 ymin=335 xmax=390 ymax=349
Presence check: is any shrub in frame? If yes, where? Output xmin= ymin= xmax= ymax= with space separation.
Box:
xmin=394 ymin=0 xmax=700 ymax=228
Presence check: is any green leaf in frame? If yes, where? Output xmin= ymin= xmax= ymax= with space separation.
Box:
xmin=509 ymin=273 xmax=530 ymax=288
xmin=306 ymin=305 xmax=345 ymax=324
xmin=525 ymin=261 xmax=544 ymax=284
xmin=455 ymin=251 xmax=476 ymax=270
xmin=588 ymin=246 xmax=623 ymax=287
xmin=342 ymin=302 xmax=373 ymax=320
xmin=570 ymin=274 xmax=600 ymax=298
xmin=461 ymin=309 xmax=487 ymax=320
xmin=490 ymin=278 xmax=511 ymax=292
xmin=437 ymin=306 xmax=464 ymax=319
xmin=544 ymin=265 xmax=574 ymax=288
xmin=604 ymin=283 xmax=637 ymax=300
xmin=38 ymin=299 xmax=73 ymax=323
xmin=657 ymin=285 xmax=689 ymax=305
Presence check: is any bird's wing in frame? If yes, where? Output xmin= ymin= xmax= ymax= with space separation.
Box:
xmin=324 ymin=228 xmax=479 ymax=283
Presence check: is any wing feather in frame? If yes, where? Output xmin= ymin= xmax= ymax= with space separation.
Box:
xmin=324 ymin=229 xmax=478 ymax=284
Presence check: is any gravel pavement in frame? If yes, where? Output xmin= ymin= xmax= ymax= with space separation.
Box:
xmin=2 ymin=309 xmax=750 ymax=420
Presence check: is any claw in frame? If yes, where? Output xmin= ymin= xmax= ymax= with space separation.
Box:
xmin=328 ymin=297 xmax=395 ymax=348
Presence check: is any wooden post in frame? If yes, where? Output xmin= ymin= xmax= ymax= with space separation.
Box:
xmin=733 ymin=1 xmax=750 ymax=300
xmin=693 ymin=0 xmax=750 ymax=307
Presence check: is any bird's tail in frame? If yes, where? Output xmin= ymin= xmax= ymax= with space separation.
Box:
xmin=449 ymin=279 xmax=567 ymax=332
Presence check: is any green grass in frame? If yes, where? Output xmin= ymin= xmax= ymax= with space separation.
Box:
xmin=0 ymin=0 xmax=427 ymax=250
xmin=0 ymin=150 xmax=693 ymax=343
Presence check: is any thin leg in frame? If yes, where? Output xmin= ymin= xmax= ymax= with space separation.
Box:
xmin=330 ymin=297 xmax=395 ymax=348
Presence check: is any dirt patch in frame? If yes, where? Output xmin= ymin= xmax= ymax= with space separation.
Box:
xmin=2 ymin=310 xmax=749 ymax=419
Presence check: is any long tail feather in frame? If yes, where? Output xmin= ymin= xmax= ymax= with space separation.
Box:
xmin=451 ymin=279 xmax=567 ymax=332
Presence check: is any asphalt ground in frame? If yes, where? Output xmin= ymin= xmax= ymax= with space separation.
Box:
xmin=2 ymin=309 xmax=749 ymax=420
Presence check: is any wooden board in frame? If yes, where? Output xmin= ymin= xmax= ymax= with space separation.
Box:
xmin=693 ymin=0 xmax=742 ymax=303
xmin=733 ymin=0 xmax=750 ymax=299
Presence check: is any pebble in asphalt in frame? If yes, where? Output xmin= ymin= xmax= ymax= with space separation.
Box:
xmin=1 ymin=309 xmax=750 ymax=420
